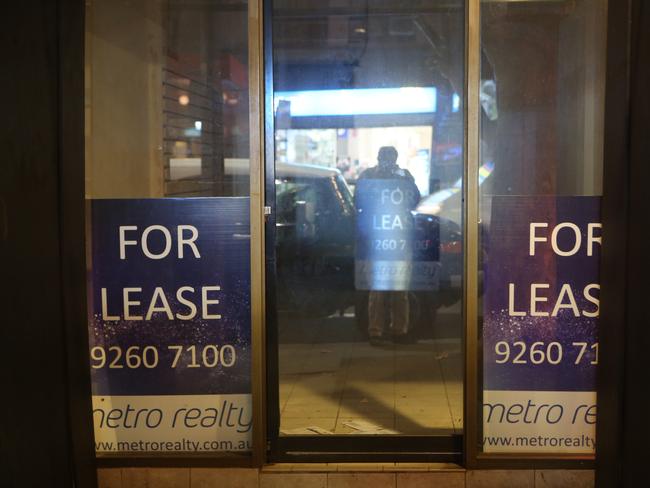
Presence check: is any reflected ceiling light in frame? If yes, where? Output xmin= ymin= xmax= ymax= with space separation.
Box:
xmin=274 ymin=87 xmax=437 ymax=117
xmin=178 ymin=94 xmax=190 ymax=106
xmin=452 ymin=93 xmax=461 ymax=112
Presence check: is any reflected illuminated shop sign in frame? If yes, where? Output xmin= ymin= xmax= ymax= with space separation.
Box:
xmin=274 ymin=87 xmax=437 ymax=117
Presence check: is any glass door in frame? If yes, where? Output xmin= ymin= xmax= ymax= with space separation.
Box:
xmin=265 ymin=0 xmax=465 ymax=460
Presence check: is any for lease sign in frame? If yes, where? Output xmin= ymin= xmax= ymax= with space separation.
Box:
xmin=354 ymin=178 xmax=440 ymax=291
xmin=482 ymin=196 xmax=599 ymax=453
xmin=88 ymin=198 xmax=251 ymax=453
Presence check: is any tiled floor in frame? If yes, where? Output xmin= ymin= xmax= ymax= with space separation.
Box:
xmin=98 ymin=467 xmax=596 ymax=488
xmin=278 ymin=311 xmax=463 ymax=436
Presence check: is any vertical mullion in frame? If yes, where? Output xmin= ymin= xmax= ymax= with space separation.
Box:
xmin=249 ymin=0 xmax=267 ymax=468
xmin=464 ymin=0 xmax=481 ymax=469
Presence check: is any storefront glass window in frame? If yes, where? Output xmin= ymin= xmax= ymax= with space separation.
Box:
xmin=479 ymin=0 xmax=607 ymax=455
xmin=85 ymin=0 xmax=252 ymax=455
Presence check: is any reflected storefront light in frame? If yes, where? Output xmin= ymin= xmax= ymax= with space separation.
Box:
xmin=274 ymin=87 xmax=437 ymax=117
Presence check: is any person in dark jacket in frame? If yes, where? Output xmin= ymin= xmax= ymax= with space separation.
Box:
xmin=355 ymin=146 xmax=421 ymax=346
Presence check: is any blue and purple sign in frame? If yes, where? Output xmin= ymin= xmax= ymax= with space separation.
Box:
xmin=88 ymin=198 xmax=252 ymax=453
xmin=482 ymin=196 xmax=600 ymax=453
xmin=354 ymin=178 xmax=440 ymax=291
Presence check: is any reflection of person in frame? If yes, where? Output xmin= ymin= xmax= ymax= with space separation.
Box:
xmin=356 ymin=146 xmax=421 ymax=346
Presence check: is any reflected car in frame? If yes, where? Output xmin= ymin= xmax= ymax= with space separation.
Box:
xmin=275 ymin=163 xmax=356 ymax=318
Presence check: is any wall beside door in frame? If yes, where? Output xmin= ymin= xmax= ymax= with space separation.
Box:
xmin=0 ymin=1 xmax=95 ymax=487
xmin=598 ymin=1 xmax=650 ymax=486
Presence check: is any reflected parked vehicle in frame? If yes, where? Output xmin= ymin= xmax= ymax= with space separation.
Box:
xmin=275 ymin=162 xmax=463 ymax=337
xmin=275 ymin=163 xmax=356 ymax=318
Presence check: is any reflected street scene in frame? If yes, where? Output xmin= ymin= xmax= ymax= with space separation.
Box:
xmin=273 ymin=0 xmax=465 ymax=436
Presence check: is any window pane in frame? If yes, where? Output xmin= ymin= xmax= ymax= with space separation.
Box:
xmin=273 ymin=0 xmax=465 ymax=437
xmin=479 ymin=0 xmax=606 ymax=454
xmin=86 ymin=0 xmax=250 ymax=198
xmin=85 ymin=0 xmax=252 ymax=455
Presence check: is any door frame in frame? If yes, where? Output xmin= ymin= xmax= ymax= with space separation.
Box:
xmin=259 ymin=0 xmax=464 ymax=464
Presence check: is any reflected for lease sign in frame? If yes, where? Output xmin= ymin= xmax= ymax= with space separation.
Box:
xmin=354 ymin=178 xmax=440 ymax=291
